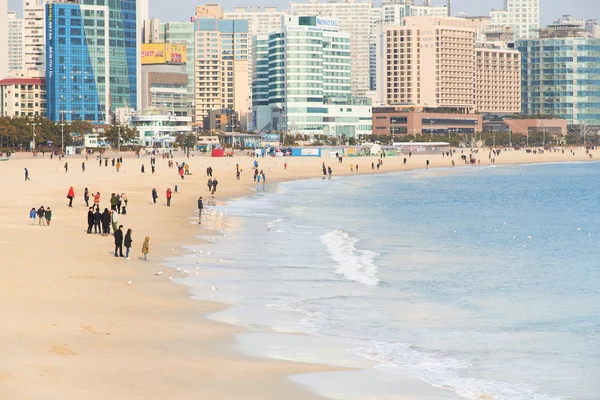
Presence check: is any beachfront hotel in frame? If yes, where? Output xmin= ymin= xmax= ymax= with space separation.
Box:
xmin=252 ymin=15 xmax=371 ymax=138
xmin=44 ymin=0 xmax=141 ymax=123
xmin=376 ymin=16 xmax=476 ymax=113
xmin=290 ymin=0 xmax=371 ymax=97
xmin=518 ymin=21 xmax=600 ymax=126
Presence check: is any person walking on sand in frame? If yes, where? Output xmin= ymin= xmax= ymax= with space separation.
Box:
xmin=30 ymin=207 xmax=36 ymax=225
xmin=124 ymin=228 xmax=133 ymax=259
xmin=82 ymin=162 xmax=85 ymax=172
xmin=116 ymin=160 xmax=121 ymax=172
xmin=141 ymin=164 xmax=145 ymax=173
xmin=64 ymin=162 xmax=68 ymax=173
xmin=197 ymin=197 xmax=204 ymax=223
xmin=152 ymin=188 xmax=158 ymax=204
xmin=93 ymin=207 xmax=102 ymax=234
xmin=101 ymin=208 xmax=111 ymax=236
xmin=37 ymin=206 xmax=45 ymax=225
xmin=111 ymin=209 xmax=119 ymax=232
xmin=207 ymin=178 xmax=213 ymax=192
xmin=67 ymin=186 xmax=75 ymax=207
xmin=166 ymin=188 xmax=172 ymax=207
xmin=84 ymin=187 xmax=90 ymax=207
xmin=142 ymin=236 xmax=150 ymax=261
xmin=426 ymin=160 xmax=430 ymax=169
xmin=211 ymin=178 xmax=218 ymax=194
xmin=114 ymin=225 xmax=124 ymax=257
xmin=120 ymin=193 xmax=128 ymax=215
xmin=93 ymin=192 xmax=100 ymax=207
xmin=87 ymin=207 xmax=94 ymax=234
xmin=116 ymin=194 xmax=122 ymax=214
xmin=45 ymin=207 xmax=52 ymax=226
xmin=24 ymin=168 xmax=30 ymax=181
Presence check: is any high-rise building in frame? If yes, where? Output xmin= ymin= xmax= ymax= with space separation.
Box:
xmin=290 ymin=0 xmax=371 ymax=96
xmin=8 ymin=12 xmax=24 ymax=73
xmin=369 ymin=6 xmax=381 ymax=91
xmin=0 ymin=0 xmax=9 ymax=79
xmin=45 ymin=0 xmax=139 ymax=123
xmin=376 ymin=17 xmax=476 ymax=112
xmin=23 ymin=0 xmax=46 ymax=72
xmin=143 ymin=19 xmax=196 ymax=121
xmin=252 ymin=15 xmax=372 ymax=137
xmin=194 ymin=18 xmax=249 ymax=129
xmin=518 ymin=23 xmax=600 ymax=125
xmin=475 ymin=43 xmax=521 ymax=113
xmin=163 ymin=22 xmax=195 ymax=119
xmin=223 ymin=7 xmax=287 ymax=128
xmin=490 ymin=0 xmax=539 ymax=40
xmin=381 ymin=0 xmax=448 ymax=25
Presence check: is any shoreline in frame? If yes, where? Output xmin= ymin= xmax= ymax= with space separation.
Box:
xmin=1 ymin=147 xmax=598 ymax=399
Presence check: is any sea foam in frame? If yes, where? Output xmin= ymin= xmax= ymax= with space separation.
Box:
xmin=320 ymin=230 xmax=380 ymax=286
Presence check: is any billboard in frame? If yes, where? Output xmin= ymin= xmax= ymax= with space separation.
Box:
xmin=141 ymin=43 xmax=186 ymax=65
xmin=166 ymin=44 xmax=186 ymax=63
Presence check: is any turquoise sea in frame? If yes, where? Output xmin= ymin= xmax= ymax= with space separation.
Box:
xmin=174 ymin=162 xmax=600 ymax=400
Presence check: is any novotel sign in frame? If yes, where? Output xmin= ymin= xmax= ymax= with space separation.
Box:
xmin=316 ymin=17 xmax=338 ymax=29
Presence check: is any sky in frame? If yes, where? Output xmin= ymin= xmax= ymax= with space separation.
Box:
xmin=7 ymin=0 xmax=599 ymax=25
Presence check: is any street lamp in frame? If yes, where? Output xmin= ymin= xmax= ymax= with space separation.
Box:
xmin=27 ymin=122 xmax=38 ymax=152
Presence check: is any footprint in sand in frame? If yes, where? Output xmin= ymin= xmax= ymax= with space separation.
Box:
xmin=50 ymin=345 xmax=77 ymax=355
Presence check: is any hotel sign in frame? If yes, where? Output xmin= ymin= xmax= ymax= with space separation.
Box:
xmin=141 ymin=43 xmax=187 ymax=64
xmin=47 ymin=4 xmax=53 ymax=79
xmin=316 ymin=17 xmax=339 ymax=31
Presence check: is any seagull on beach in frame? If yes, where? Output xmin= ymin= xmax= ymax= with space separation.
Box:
xmin=212 ymin=286 xmax=217 ymax=291
xmin=125 ymin=280 xmax=132 ymax=285
xmin=154 ymin=271 xmax=163 ymax=275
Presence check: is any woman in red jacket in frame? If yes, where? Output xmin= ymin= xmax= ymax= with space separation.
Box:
xmin=166 ymin=188 xmax=172 ymax=207
xmin=67 ymin=186 xmax=75 ymax=207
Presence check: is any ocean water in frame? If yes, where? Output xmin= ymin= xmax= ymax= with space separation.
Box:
xmin=176 ymin=162 xmax=600 ymax=400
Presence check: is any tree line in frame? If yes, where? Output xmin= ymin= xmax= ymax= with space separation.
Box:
xmin=0 ymin=116 xmax=138 ymax=152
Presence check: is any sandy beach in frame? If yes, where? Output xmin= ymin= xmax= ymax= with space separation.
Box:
xmin=0 ymin=146 xmax=597 ymax=399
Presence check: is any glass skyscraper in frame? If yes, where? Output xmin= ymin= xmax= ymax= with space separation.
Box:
xmin=518 ymin=30 xmax=600 ymax=125
xmin=46 ymin=0 xmax=138 ymax=123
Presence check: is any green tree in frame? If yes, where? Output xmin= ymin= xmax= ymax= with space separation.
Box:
xmin=104 ymin=125 xmax=139 ymax=148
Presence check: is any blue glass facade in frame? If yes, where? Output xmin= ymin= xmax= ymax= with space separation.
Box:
xmin=518 ymin=37 xmax=600 ymax=125
xmin=46 ymin=3 xmax=108 ymax=123
xmin=46 ymin=0 xmax=137 ymax=123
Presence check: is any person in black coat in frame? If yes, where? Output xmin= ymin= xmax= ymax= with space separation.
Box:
xmin=93 ymin=207 xmax=102 ymax=234
xmin=114 ymin=225 xmax=124 ymax=257
xmin=124 ymin=228 xmax=133 ymax=259
xmin=101 ymin=208 xmax=111 ymax=236
xmin=87 ymin=207 xmax=94 ymax=234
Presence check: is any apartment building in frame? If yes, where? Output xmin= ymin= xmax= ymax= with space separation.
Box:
xmin=23 ymin=0 xmax=46 ymax=72
xmin=0 ymin=75 xmax=46 ymax=117
xmin=0 ymin=2 xmax=8 ymax=79
xmin=475 ymin=43 xmax=521 ymax=113
xmin=290 ymin=0 xmax=371 ymax=96
xmin=490 ymin=0 xmax=539 ymax=40
xmin=252 ymin=15 xmax=371 ymax=137
xmin=377 ymin=16 xmax=476 ymax=112
xmin=8 ymin=12 xmax=24 ymax=73
xmin=194 ymin=18 xmax=249 ymax=129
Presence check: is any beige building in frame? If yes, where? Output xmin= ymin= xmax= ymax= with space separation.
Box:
xmin=377 ymin=16 xmax=520 ymax=114
xmin=377 ymin=16 xmax=476 ymax=112
xmin=194 ymin=17 xmax=249 ymax=129
xmin=475 ymin=43 xmax=521 ymax=113
xmin=0 ymin=73 xmax=46 ymax=117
